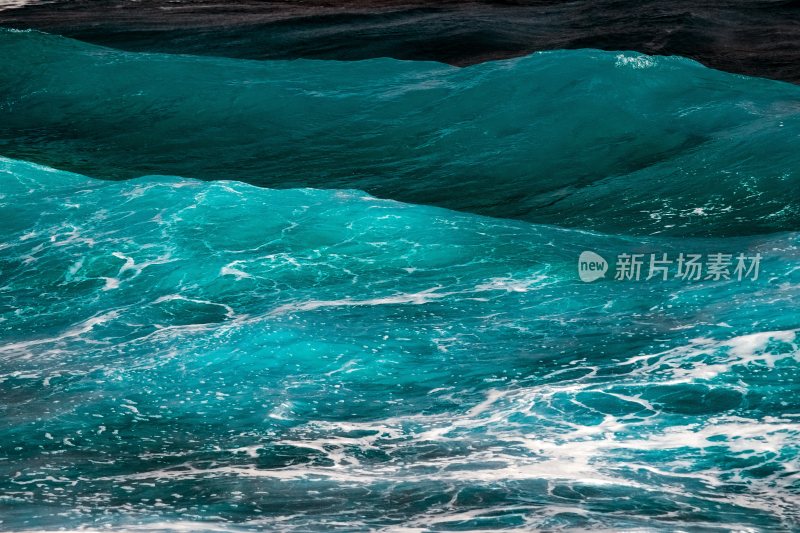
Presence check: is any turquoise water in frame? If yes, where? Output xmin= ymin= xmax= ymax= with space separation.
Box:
xmin=1 ymin=156 xmax=798 ymax=530
xmin=1 ymin=29 xmax=800 ymax=236
xmin=1 ymin=29 xmax=799 ymax=532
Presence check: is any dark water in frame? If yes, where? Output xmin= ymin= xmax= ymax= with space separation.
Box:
xmin=1 ymin=3 xmax=800 ymax=533
xmin=2 ymin=29 xmax=800 ymax=237
xmin=2 ymin=0 xmax=800 ymax=83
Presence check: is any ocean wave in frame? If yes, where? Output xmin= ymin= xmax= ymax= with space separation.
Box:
xmin=1 ymin=30 xmax=799 ymax=236
xmin=1 ymin=156 xmax=798 ymax=530
xmin=2 ymin=0 xmax=799 ymax=83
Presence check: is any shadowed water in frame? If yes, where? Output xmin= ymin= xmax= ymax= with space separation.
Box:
xmin=1 ymin=30 xmax=800 ymax=237
xmin=2 ymin=0 xmax=800 ymax=83
xmin=2 ymin=3 xmax=800 ymax=529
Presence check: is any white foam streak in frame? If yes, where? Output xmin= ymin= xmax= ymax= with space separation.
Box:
xmin=269 ymin=287 xmax=448 ymax=315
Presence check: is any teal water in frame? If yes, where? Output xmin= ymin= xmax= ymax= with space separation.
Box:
xmin=2 ymin=29 xmax=800 ymax=236
xmin=0 ymin=156 xmax=798 ymax=531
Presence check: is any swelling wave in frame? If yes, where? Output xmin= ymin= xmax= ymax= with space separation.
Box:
xmin=0 ymin=156 xmax=798 ymax=530
xmin=1 ymin=29 xmax=799 ymax=236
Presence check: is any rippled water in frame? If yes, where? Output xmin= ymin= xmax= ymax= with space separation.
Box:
xmin=2 ymin=30 xmax=800 ymax=237
xmin=1 ymin=13 xmax=799 ymax=532
xmin=0 ymin=156 xmax=798 ymax=531
xmin=2 ymin=0 xmax=799 ymax=83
